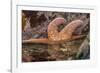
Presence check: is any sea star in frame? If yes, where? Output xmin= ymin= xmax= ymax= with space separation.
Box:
xmin=23 ymin=17 xmax=85 ymax=44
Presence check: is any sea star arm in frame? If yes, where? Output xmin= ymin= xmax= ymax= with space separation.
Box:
xmin=71 ymin=35 xmax=85 ymax=41
xmin=22 ymin=38 xmax=49 ymax=44
xmin=48 ymin=17 xmax=66 ymax=41
xmin=59 ymin=20 xmax=84 ymax=40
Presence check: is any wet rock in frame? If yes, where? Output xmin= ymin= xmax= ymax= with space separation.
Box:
xmin=76 ymin=34 xmax=90 ymax=59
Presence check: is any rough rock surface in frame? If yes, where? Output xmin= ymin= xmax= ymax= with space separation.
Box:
xmin=22 ymin=10 xmax=90 ymax=62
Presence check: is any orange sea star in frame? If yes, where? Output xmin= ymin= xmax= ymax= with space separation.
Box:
xmin=23 ymin=17 xmax=85 ymax=44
